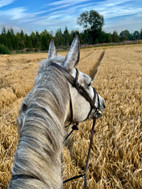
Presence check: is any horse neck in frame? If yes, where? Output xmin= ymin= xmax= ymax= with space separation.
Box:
xmin=35 ymin=66 xmax=70 ymax=123
xmin=9 ymin=67 xmax=70 ymax=189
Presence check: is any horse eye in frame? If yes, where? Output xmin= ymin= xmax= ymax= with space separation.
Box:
xmin=87 ymin=83 xmax=91 ymax=87
xmin=87 ymin=80 xmax=93 ymax=87
xmin=22 ymin=103 xmax=28 ymax=112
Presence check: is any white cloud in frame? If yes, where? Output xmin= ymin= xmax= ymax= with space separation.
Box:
xmin=0 ymin=7 xmax=46 ymax=22
xmin=103 ymin=0 xmax=131 ymax=7
xmin=0 ymin=0 xmax=142 ymax=34
xmin=8 ymin=8 xmax=27 ymax=20
xmin=49 ymin=0 xmax=90 ymax=6
xmin=47 ymin=0 xmax=92 ymax=13
xmin=0 ymin=0 xmax=15 ymax=8
xmin=104 ymin=17 xmax=142 ymax=33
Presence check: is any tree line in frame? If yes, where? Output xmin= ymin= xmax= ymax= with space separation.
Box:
xmin=0 ymin=10 xmax=142 ymax=53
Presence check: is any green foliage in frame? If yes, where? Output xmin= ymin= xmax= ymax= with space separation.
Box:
xmin=119 ymin=30 xmax=131 ymax=41
xmin=64 ymin=26 xmax=70 ymax=46
xmin=77 ymin=10 xmax=104 ymax=44
xmin=0 ymin=23 xmax=142 ymax=52
xmin=77 ymin=11 xmax=89 ymax=28
xmin=112 ymin=31 xmax=119 ymax=42
xmin=0 ymin=44 xmax=10 ymax=54
xmin=55 ymin=29 xmax=63 ymax=47
xmin=89 ymin=10 xmax=104 ymax=31
xmin=133 ymin=31 xmax=140 ymax=40
xmin=40 ymin=30 xmax=52 ymax=50
xmin=77 ymin=10 xmax=104 ymax=31
xmin=140 ymin=29 xmax=142 ymax=39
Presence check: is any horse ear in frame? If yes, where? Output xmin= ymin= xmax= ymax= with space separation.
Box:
xmin=48 ymin=39 xmax=57 ymax=58
xmin=64 ymin=35 xmax=80 ymax=72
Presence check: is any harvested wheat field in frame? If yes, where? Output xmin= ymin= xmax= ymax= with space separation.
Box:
xmin=0 ymin=45 xmax=142 ymax=189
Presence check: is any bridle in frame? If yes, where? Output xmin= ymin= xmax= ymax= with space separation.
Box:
xmin=50 ymin=62 xmax=101 ymax=122
xmin=50 ymin=62 xmax=101 ymax=188
xmin=12 ymin=62 xmax=101 ymax=189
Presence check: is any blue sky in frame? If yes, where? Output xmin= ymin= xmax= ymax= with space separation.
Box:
xmin=0 ymin=0 xmax=142 ymax=34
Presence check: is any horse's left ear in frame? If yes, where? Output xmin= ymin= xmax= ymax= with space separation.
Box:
xmin=63 ymin=35 xmax=80 ymax=72
xmin=48 ymin=39 xmax=57 ymax=58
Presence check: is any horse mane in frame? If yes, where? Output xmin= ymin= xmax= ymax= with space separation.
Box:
xmin=9 ymin=56 xmax=70 ymax=189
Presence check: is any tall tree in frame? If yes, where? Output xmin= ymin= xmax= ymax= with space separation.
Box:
xmin=112 ymin=31 xmax=119 ymax=42
xmin=119 ymin=30 xmax=130 ymax=41
xmin=140 ymin=28 xmax=142 ymax=39
xmin=40 ymin=29 xmax=52 ymax=50
xmin=2 ymin=26 xmax=6 ymax=34
xmin=35 ymin=31 xmax=41 ymax=49
xmin=55 ymin=29 xmax=63 ymax=47
xmin=31 ymin=32 xmax=36 ymax=48
xmin=1 ymin=26 xmax=7 ymax=46
xmin=133 ymin=31 xmax=140 ymax=40
xmin=25 ymin=34 xmax=32 ymax=49
xmin=77 ymin=10 xmax=104 ymax=44
xmin=7 ymin=29 xmax=13 ymax=49
xmin=63 ymin=26 xmax=70 ymax=46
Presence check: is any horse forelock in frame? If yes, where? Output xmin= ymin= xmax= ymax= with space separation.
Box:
xmin=39 ymin=55 xmax=65 ymax=72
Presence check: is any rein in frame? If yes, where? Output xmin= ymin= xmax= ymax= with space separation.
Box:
xmin=50 ymin=62 xmax=100 ymax=188
xmin=63 ymin=119 xmax=96 ymax=189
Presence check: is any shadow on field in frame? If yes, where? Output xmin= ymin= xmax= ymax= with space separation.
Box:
xmin=80 ymin=50 xmax=95 ymax=61
xmin=90 ymin=51 xmax=105 ymax=80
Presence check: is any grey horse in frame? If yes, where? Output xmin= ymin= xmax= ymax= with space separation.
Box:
xmin=8 ymin=36 xmax=105 ymax=189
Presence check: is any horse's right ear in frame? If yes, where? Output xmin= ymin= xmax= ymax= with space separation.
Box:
xmin=63 ymin=35 xmax=80 ymax=72
xmin=48 ymin=40 xmax=57 ymax=58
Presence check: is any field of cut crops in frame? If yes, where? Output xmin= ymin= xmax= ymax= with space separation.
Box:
xmin=0 ymin=44 xmax=142 ymax=189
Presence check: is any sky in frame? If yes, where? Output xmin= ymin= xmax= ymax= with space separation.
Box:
xmin=0 ymin=0 xmax=142 ymax=34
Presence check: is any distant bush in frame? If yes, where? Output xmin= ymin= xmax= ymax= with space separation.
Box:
xmin=0 ymin=44 xmax=10 ymax=54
